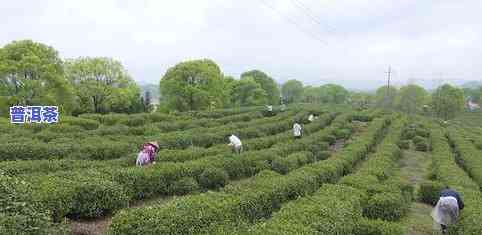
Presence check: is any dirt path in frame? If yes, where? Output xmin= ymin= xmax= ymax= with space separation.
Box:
xmin=70 ymin=196 xmax=174 ymax=235
xmin=398 ymin=150 xmax=439 ymax=235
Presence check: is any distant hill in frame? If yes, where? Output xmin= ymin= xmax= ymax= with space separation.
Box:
xmin=139 ymin=83 xmax=160 ymax=104
xmin=461 ymin=81 xmax=482 ymax=88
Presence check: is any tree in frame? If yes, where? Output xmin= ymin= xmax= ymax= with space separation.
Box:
xmin=64 ymin=57 xmax=139 ymax=114
xmin=281 ymin=79 xmax=303 ymax=103
xmin=0 ymin=40 xmax=74 ymax=114
xmin=241 ymin=70 xmax=279 ymax=104
xmin=144 ymin=90 xmax=152 ymax=112
xmin=301 ymin=86 xmax=322 ymax=103
xmin=319 ymin=84 xmax=349 ymax=104
xmin=231 ymin=77 xmax=268 ymax=106
xmin=397 ymin=84 xmax=428 ymax=115
xmin=463 ymin=87 xmax=481 ymax=103
xmin=350 ymin=91 xmax=374 ymax=110
xmin=432 ymin=84 xmax=465 ymax=120
xmin=375 ymin=85 xmax=398 ymax=109
xmin=159 ymin=59 xmax=225 ymax=111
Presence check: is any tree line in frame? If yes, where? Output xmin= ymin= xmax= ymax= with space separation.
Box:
xmin=1 ymin=40 xmax=479 ymax=120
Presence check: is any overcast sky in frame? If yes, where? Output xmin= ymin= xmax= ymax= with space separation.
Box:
xmin=1 ymin=0 xmax=481 ymax=90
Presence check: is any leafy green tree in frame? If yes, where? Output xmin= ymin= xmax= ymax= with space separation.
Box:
xmin=301 ymin=86 xmax=322 ymax=103
xmin=375 ymin=85 xmax=398 ymax=109
xmin=241 ymin=70 xmax=279 ymax=104
xmin=281 ymin=79 xmax=303 ymax=103
xmin=108 ymin=81 xmax=144 ymax=113
xmin=432 ymin=84 xmax=465 ymax=120
xmin=159 ymin=59 xmax=225 ymax=111
xmin=463 ymin=87 xmax=481 ymax=103
xmin=0 ymin=40 xmax=74 ymax=115
xmin=64 ymin=57 xmax=139 ymax=114
xmin=350 ymin=91 xmax=374 ymax=110
xmin=231 ymin=77 xmax=268 ymax=106
xmin=397 ymin=84 xmax=428 ymax=115
xmin=319 ymin=84 xmax=349 ymax=104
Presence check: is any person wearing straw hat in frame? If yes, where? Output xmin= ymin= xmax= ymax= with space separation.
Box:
xmin=136 ymin=141 xmax=160 ymax=166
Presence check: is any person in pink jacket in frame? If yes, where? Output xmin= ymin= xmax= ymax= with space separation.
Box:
xmin=136 ymin=141 xmax=160 ymax=166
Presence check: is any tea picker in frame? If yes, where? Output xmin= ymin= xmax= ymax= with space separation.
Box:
xmin=136 ymin=141 xmax=160 ymax=166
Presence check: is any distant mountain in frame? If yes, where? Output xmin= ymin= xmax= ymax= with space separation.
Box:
xmin=461 ymin=81 xmax=482 ymax=88
xmin=139 ymin=83 xmax=160 ymax=104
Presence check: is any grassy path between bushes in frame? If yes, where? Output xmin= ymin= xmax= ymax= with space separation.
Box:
xmin=399 ymin=150 xmax=438 ymax=235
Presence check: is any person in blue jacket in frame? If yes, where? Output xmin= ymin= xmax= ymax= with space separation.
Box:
xmin=431 ymin=186 xmax=464 ymax=234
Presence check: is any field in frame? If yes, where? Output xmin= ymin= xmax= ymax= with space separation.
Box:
xmin=1 ymin=106 xmax=482 ymax=235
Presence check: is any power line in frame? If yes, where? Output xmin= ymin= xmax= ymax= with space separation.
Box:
xmin=257 ymin=0 xmax=329 ymax=45
xmin=290 ymin=0 xmax=338 ymax=34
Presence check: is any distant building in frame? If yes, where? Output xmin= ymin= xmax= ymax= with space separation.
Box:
xmin=467 ymin=100 xmax=480 ymax=111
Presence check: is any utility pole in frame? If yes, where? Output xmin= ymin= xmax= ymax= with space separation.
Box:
xmin=384 ymin=66 xmax=392 ymax=108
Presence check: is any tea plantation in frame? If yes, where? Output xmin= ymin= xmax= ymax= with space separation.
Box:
xmin=1 ymin=106 xmax=481 ymax=234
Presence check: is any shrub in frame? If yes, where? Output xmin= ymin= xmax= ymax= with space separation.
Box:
xmin=412 ymin=135 xmax=425 ymax=145
xmin=312 ymin=150 xmax=329 ymax=160
xmin=415 ymin=128 xmax=430 ymax=138
xmin=0 ymin=142 xmax=75 ymax=161
xmin=168 ymin=177 xmax=200 ymax=195
xmin=415 ymin=140 xmax=430 ymax=152
xmin=363 ymin=192 xmax=407 ymax=221
xmin=61 ymin=116 xmax=100 ymax=130
xmin=401 ymin=129 xmax=416 ymax=140
xmin=397 ymin=140 xmax=410 ymax=149
xmin=322 ymin=135 xmax=336 ymax=144
xmin=198 ymin=168 xmax=229 ymax=190
xmin=334 ymin=128 xmax=352 ymax=139
xmin=418 ymin=181 xmax=444 ymax=205
xmin=120 ymin=115 xmax=148 ymax=127
xmin=69 ymin=179 xmax=129 ymax=219
xmin=0 ymin=172 xmax=56 ymax=235
xmin=356 ymin=218 xmax=404 ymax=235
xmin=271 ymin=157 xmax=297 ymax=175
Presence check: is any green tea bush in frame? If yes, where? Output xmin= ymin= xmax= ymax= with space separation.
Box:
xmin=120 ymin=115 xmax=148 ymax=127
xmin=94 ymin=124 xmax=130 ymax=136
xmin=401 ymin=128 xmax=416 ymax=140
xmin=412 ymin=135 xmax=425 ymax=145
xmin=101 ymin=114 xmax=129 ymax=126
xmin=198 ymin=168 xmax=229 ymax=190
xmin=418 ymin=181 xmax=445 ymax=205
xmin=0 ymin=172 xmax=56 ymax=235
xmin=363 ymin=192 xmax=407 ymax=221
xmin=0 ymin=142 xmax=75 ymax=161
xmin=61 ymin=116 xmax=100 ymax=130
xmin=168 ymin=177 xmax=200 ymax=195
xmin=397 ymin=139 xmax=410 ymax=149
xmin=69 ymin=180 xmax=129 ymax=219
xmin=271 ymin=156 xmax=298 ymax=174
xmin=429 ymin=127 xmax=482 ymax=235
xmin=251 ymin=184 xmax=365 ymax=235
xmin=29 ymin=172 xmax=129 ymax=221
xmin=334 ymin=128 xmax=352 ymax=139
xmin=356 ymin=218 xmax=404 ymax=235
xmin=415 ymin=140 xmax=430 ymax=152
xmin=322 ymin=134 xmax=336 ymax=144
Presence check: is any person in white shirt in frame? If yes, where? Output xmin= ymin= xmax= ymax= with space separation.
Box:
xmin=308 ymin=114 xmax=315 ymax=122
xmin=228 ymin=134 xmax=243 ymax=154
xmin=266 ymin=105 xmax=273 ymax=112
xmin=293 ymin=122 xmax=302 ymax=139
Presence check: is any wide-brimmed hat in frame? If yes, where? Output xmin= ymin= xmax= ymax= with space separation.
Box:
xmin=147 ymin=141 xmax=159 ymax=150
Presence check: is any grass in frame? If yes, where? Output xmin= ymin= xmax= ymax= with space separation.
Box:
xmin=399 ymin=149 xmax=441 ymax=235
